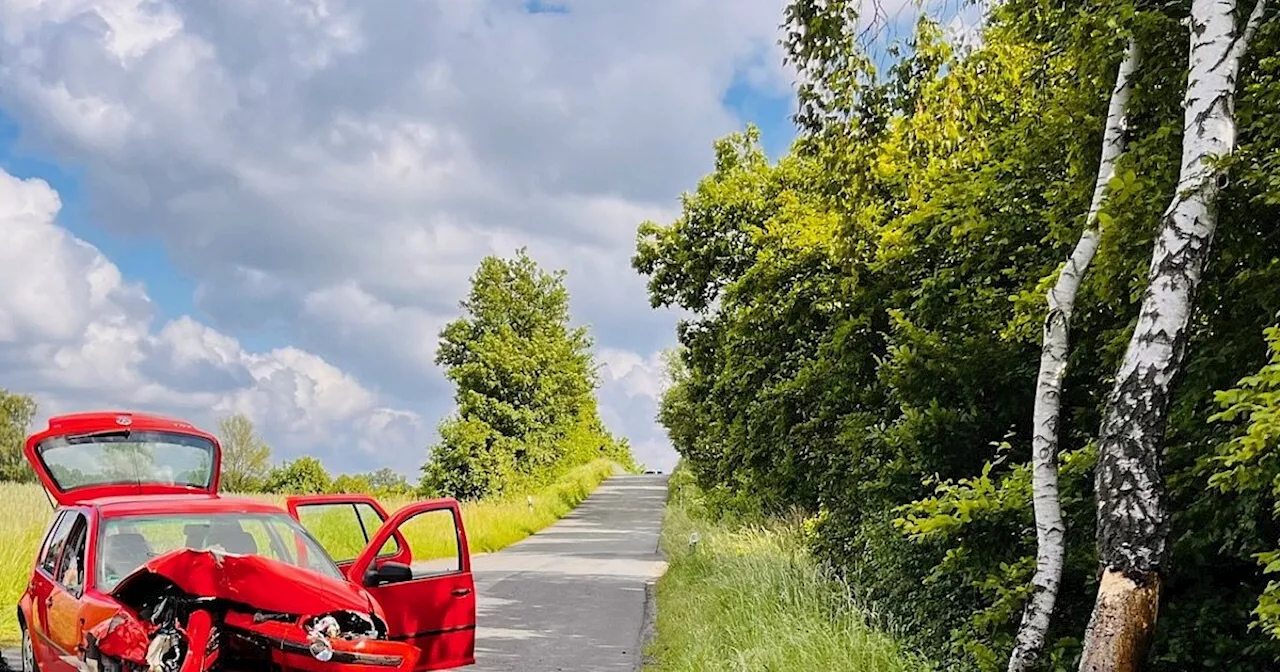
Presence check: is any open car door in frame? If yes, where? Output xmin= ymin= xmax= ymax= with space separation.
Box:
xmin=289 ymin=496 xmax=477 ymax=671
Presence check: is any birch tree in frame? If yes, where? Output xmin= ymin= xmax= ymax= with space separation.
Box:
xmin=1079 ymin=1 xmax=1271 ymax=669
xmin=1007 ymin=38 xmax=1141 ymax=672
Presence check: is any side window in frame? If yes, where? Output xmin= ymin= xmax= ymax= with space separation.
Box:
xmin=56 ymin=514 xmax=88 ymax=594
xmin=355 ymin=502 xmax=399 ymax=557
xmin=38 ymin=512 xmax=73 ymax=577
xmin=296 ymin=502 xmax=400 ymax=564
xmin=397 ymin=508 xmax=461 ymax=578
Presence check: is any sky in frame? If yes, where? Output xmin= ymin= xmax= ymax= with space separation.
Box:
xmin=0 ymin=0 xmax=975 ymax=479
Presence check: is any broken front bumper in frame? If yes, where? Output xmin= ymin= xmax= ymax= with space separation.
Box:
xmin=88 ymin=548 xmax=423 ymax=672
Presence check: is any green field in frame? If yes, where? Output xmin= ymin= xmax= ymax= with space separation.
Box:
xmin=644 ymin=478 xmax=931 ymax=672
xmin=0 ymin=459 xmax=620 ymax=644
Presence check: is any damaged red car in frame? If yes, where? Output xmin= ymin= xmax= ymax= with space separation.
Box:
xmin=16 ymin=411 xmax=477 ymax=672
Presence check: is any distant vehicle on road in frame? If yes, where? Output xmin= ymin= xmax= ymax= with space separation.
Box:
xmin=17 ymin=411 xmax=477 ymax=672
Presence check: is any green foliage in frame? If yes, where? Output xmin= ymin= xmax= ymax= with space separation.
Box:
xmin=329 ymin=467 xmax=413 ymax=496
xmin=328 ymin=473 xmax=373 ymax=494
xmin=216 ymin=413 xmax=273 ymax=493
xmin=367 ymin=467 xmax=413 ymax=496
xmin=636 ymin=3 xmax=1280 ymax=670
xmin=422 ymin=249 xmax=634 ymax=499
xmin=264 ymin=456 xmax=332 ymax=494
xmin=0 ymin=389 xmax=37 ymax=483
xmin=1209 ymin=321 xmax=1280 ymax=639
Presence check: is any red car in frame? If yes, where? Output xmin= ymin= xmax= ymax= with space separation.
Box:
xmin=16 ymin=411 xmax=478 ymax=672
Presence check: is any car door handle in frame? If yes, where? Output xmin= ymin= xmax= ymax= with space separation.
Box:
xmin=452 ymin=588 xmax=472 ymax=597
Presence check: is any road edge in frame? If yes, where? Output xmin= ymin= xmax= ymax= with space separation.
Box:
xmin=635 ymin=475 xmax=671 ymax=672
xmin=637 ymin=578 xmax=659 ymax=671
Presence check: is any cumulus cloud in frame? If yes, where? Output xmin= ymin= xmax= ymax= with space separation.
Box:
xmin=0 ymin=0 xmax=821 ymax=472
xmin=594 ymin=347 xmax=679 ymax=472
xmin=0 ymin=167 xmax=427 ymax=471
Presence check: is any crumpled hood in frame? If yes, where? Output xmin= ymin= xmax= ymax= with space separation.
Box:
xmin=112 ymin=548 xmax=376 ymax=617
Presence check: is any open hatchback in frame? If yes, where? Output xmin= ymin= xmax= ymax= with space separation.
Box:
xmin=24 ymin=412 xmax=224 ymax=506
xmin=18 ymin=411 xmax=477 ymax=672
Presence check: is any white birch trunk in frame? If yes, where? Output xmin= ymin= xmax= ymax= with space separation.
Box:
xmin=1005 ymin=39 xmax=1140 ymax=672
xmin=1078 ymin=1 xmax=1269 ymax=670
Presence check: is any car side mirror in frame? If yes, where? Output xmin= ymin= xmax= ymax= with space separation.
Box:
xmin=364 ymin=561 xmax=413 ymax=586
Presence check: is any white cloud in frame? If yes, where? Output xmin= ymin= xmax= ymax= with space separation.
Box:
xmin=597 ymin=348 xmax=669 ymax=402
xmin=595 ymin=346 xmax=679 ymax=472
xmin=0 ymin=167 xmax=427 ymax=472
xmin=0 ymin=0 xmax=812 ymax=473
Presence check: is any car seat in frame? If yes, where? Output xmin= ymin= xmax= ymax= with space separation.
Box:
xmin=206 ymin=521 xmax=258 ymax=555
xmin=101 ymin=532 xmax=153 ymax=579
xmin=184 ymin=523 xmax=209 ymax=549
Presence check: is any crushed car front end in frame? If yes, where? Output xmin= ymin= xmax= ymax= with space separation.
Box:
xmin=87 ymin=548 xmax=422 ymax=672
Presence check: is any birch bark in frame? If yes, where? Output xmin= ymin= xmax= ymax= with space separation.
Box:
xmin=1006 ymin=39 xmax=1140 ymax=672
xmin=1078 ymin=1 xmax=1269 ymax=670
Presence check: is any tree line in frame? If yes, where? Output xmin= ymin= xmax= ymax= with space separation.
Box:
xmin=1 ymin=249 xmax=633 ymax=499
xmin=635 ymin=0 xmax=1279 ymax=670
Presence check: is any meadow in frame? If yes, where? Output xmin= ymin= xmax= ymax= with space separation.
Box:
xmin=643 ymin=472 xmax=930 ymax=672
xmin=0 ymin=458 xmax=620 ymax=644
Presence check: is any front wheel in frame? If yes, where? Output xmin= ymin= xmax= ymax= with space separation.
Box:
xmin=20 ymin=621 xmax=38 ymax=672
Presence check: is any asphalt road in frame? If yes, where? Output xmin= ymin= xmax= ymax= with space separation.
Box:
xmin=3 ymin=473 xmax=670 ymax=671
xmin=469 ymin=473 xmax=670 ymax=671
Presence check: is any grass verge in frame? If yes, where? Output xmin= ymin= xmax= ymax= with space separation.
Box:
xmin=644 ymin=474 xmax=932 ymax=672
xmin=0 ymin=458 xmax=620 ymax=645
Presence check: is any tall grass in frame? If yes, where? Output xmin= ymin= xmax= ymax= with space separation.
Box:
xmin=294 ymin=459 xmax=621 ymax=562
xmin=0 ymin=483 xmax=62 ymax=647
xmin=0 ymin=459 xmax=620 ymax=645
xmin=645 ymin=476 xmax=932 ymax=672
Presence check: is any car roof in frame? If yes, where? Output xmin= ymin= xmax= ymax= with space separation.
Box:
xmin=89 ymin=494 xmax=287 ymax=518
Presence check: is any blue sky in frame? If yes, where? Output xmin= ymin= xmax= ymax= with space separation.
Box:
xmin=0 ymin=0 xmax=975 ymax=479
xmin=0 ymin=0 xmax=815 ymax=478
xmin=0 ymin=77 xmax=797 ymax=341
xmin=0 ymin=109 xmax=203 ymax=327
xmin=0 ymin=0 xmax=973 ymax=479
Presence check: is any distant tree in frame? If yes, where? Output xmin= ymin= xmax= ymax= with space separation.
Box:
xmin=422 ymin=249 xmax=632 ymax=499
xmin=368 ymin=467 xmax=412 ymax=495
xmin=329 ymin=473 xmax=374 ymax=494
xmin=0 ymin=389 xmax=38 ymax=482
xmin=216 ymin=414 xmax=273 ymax=493
xmin=264 ymin=456 xmax=332 ymax=494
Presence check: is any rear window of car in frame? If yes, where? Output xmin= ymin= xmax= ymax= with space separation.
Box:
xmin=96 ymin=512 xmax=344 ymax=590
xmin=37 ymin=430 xmax=216 ymax=493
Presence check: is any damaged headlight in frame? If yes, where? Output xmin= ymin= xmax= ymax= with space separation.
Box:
xmin=308 ymin=637 xmax=334 ymax=662
xmin=307 ymin=615 xmax=340 ymax=661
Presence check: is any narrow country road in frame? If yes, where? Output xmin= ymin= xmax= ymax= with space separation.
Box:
xmin=2 ymin=473 xmax=670 ymax=671
xmin=469 ymin=473 xmax=670 ymax=671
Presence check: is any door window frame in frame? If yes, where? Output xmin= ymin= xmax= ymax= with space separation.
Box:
xmin=349 ymin=499 xmax=471 ymax=585
xmin=36 ymin=511 xmax=74 ymax=579
xmin=287 ymin=495 xmax=411 ymax=567
xmin=52 ymin=512 xmax=89 ymax=598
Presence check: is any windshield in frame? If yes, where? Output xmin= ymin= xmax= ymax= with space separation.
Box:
xmin=38 ymin=430 xmax=216 ymax=493
xmin=96 ymin=512 xmax=344 ymax=591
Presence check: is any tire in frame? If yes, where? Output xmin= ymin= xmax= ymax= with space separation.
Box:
xmin=19 ymin=621 xmax=38 ymax=672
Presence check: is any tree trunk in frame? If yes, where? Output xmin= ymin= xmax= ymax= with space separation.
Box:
xmin=1077 ymin=1 xmax=1269 ymax=670
xmin=1007 ymin=38 xmax=1141 ymax=672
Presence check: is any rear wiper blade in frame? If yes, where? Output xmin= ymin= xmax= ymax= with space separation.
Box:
xmin=63 ymin=429 xmax=132 ymax=443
